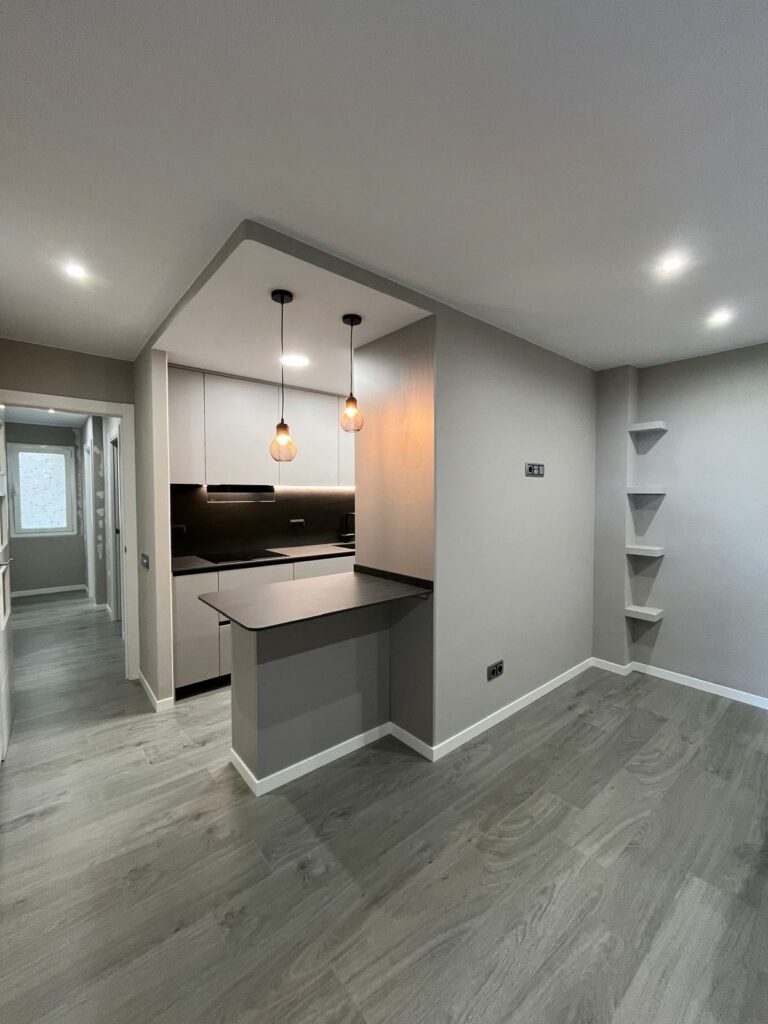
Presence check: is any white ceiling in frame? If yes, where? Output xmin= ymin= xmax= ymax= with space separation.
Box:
xmin=4 ymin=407 xmax=88 ymax=428
xmin=2 ymin=2 xmax=768 ymax=369
xmin=155 ymin=241 xmax=430 ymax=393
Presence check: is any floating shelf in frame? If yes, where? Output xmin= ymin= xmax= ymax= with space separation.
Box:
xmin=629 ymin=420 xmax=668 ymax=435
xmin=627 ymin=486 xmax=667 ymax=496
xmin=625 ymin=604 xmax=664 ymax=623
xmin=626 ymin=545 xmax=665 ymax=558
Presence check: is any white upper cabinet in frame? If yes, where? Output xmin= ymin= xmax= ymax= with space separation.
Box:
xmin=168 ymin=368 xmax=206 ymax=483
xmin=204 ymin=374 xmax=279 ymax=486
xmin=167 ymin=367 xmax=352 ymax=487
xmin=278 ymin=389 xmax=340 ymax=487
xmin=338 ymin=396 xmax=355 ymax=487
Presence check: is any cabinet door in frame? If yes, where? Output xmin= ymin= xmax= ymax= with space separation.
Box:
xmin=172 ymin=573 xmax=220 ymax=687
xmin=204 ymin=374 xmax=279 ymax=486
xmin=168 ymin=368 xmax=206 ymax=484
xmin=293 ymin=556 xmax=355 ymax=579
xmin=338 ymin=397 xmax=355 ymax=487
xmin=278 ymin=390 xmax=339 ymax=487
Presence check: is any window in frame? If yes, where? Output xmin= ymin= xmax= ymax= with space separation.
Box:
xmin=8 ymin=443 xmax=77 ymax=537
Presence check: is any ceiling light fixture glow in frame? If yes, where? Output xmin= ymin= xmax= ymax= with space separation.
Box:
xmin=48 ymin=408 xmax=56 ymax=414
xmin=706 ymin=306 xmax=735 ymax=329
xmin=62 ymin=261 xmax=89 ymax=281
xmin=652 ymin=249 xmax=691 ymax=281
xmin=280 ymin=354 xmax=310 ymax=368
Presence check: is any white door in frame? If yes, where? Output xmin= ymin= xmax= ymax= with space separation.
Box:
xmin=0 ymin=411 xmax=13 ymax=760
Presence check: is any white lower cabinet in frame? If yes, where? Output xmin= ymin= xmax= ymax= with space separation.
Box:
xmin=293 ymin=556 xmax=355 ymax=579
xmin=173 ymin=558 xmax=354 ymax=689
xmin=172 ymin=573 xmax=221 ymax=687
xmin=217 ymin=563 xmax=293 ymax=592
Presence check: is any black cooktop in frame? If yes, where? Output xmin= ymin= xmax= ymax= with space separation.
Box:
xmin=197 ymin=550 xmax=286 ymax=564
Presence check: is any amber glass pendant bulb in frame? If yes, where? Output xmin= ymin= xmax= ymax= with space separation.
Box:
xmin=341 ymin=313 xmax=363 ymax=433
xmin=341 ymin=394 xmax=363 ymax=432
xmin=270 ymin=288 xmax=298 ymax=461
xmin=269 ymin=418 xmax=297 ymax=462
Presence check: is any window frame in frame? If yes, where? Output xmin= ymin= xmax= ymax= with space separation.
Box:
xmin=8 ymin=442 xmax=78 ymax=538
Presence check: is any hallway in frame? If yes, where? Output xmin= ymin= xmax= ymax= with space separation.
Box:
xmin=1 ymin=595 xmax=767 ymax=1023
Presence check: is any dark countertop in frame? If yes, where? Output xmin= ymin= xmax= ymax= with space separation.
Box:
xmin=172 ymin=543 xmax=354 ymax=576
xmin=198 ymin=570 xmax=430 ymax=631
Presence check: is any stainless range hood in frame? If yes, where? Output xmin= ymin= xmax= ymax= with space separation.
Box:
xmin=205 ymin=484 xmax=276 ymax=504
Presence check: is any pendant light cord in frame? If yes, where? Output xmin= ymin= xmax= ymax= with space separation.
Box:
xmin=349 ymin=320 xmax=354 ymax=395
xmin=280 ymin=296 xmax=286 ymax=420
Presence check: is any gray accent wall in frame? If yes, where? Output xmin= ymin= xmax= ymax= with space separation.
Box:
xmin=7 ymin=423 xmax=86 ymax=593
xmin=0 ymin=336 xmax=133 ymax=404
xmin=355 ymin=318 xmax=435 ymax=583
xmin=632 ymin=344 xmax=768 ymax=695
xmin=433 ymin=310 xmax=596 ymax=743
xmin=134 ymin=346 xmax=173 ymax=700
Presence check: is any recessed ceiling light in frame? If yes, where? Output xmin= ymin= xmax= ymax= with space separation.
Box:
xmin=62 ymin=261 xmax=89 ymax=281
xmin=652 ymin=248 xmax=692 ymax=281
xmin=281 ymin=354 xmax=310 ymax=368
xmin=48 ymin=408 xmax=56 ymax=414
xmin=706 ymin=306 xmax=735 ymax=328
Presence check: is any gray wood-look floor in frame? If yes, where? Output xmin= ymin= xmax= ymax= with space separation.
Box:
xmin=2 ymin=593 xmax=767 ymax=1023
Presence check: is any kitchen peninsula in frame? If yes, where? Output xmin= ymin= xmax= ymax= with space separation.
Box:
xmin=199 ymin=570 xmax=432 ymax=794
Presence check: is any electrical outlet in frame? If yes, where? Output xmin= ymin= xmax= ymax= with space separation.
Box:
xmin=486 ymin=660 xmax=504 ymax=681
xmin=525 ymin=463 xmax=545 ymax=477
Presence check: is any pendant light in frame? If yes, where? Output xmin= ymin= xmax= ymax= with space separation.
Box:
xmin=340 ymin=313 xmax=363 ymax=432
xmin=269 ymin=289 xmax=298 ymax=462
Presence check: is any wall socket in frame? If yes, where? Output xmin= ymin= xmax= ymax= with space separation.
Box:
xmin=486 ymin=660 xmax=504 ymax=681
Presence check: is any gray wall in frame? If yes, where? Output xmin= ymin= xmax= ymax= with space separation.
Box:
xmin=0 ymin=336 xmax=133 ymax=405
xmin=7 ymin=422 xmax=86 ymax=593
xmin=631 ymin=344 xmax=768 ymax=695
xmin=134 ymin=346 xmax=173 ymax=700
xmin=433 ymin=310 xmax=596 ymax=743
xmin=355 ymin=317 xmax=435 ymax=582
xmin=592 ymin=367 xmax=637 ymax=665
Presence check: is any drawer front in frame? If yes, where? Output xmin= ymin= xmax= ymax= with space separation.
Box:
xmin=217 ymin=563 xmax=294 ymax=592
xmin=292 ymin=556 xmax=355 ymax=579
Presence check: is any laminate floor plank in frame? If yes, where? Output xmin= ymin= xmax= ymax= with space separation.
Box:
xmin=2 ymin=595 xmax=767 ymax=1023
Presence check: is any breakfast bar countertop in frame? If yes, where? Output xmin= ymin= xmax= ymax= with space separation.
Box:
xmin=198 ymin=570 xmax=431 ymax=632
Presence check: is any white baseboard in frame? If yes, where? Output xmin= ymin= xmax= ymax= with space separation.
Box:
xmin=92 ymin=602 xmax=108 ymax=611
xmin=229 ymin=653 xmax=768 ymax=799
xmin=137 ymin=670 xmax=175 ymax=712
xmin=231 ymin=722 xmax=391 ymax=796
xmin=629 ymin=662 xmax=768 ymax=711
xmin=11 ymin=584 xmax=86 ymax=598
xmin=430 ymin=658 xmax=595 ymax=761
xmin=389 ymin=722 xmax=436 ymax=761
xmin=589 ymin=657 xmax=634 ymax=676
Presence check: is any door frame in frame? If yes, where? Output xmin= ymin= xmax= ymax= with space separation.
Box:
xmin=107 ymin=429 xmax=123 ymax=627
xmin=0 ymin=389 xmax=139 ymax=681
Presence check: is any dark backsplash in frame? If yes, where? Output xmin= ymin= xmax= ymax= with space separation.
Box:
xmin=170 ymin=486 xmax=355 ymax=557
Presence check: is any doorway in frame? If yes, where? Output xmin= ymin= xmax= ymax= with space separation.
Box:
xmin=0 ymin=388 xmax=139 ymax=683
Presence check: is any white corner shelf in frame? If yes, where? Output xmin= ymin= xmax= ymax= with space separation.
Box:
xmin=627 ymin=486 xmax=667 ymax=496
xmin=629 ymin=421 xmax=668 ymax=435
xmin=625 ymin=604 xmax=664 ymax=623
xmin=626 ymin=545 xmax=665 ymax=558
